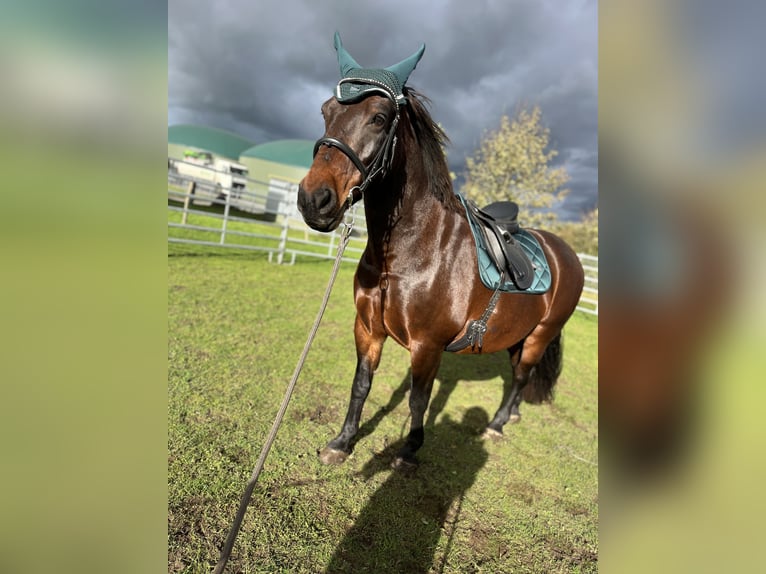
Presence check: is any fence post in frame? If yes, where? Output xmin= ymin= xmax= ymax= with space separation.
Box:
xmin=276 ymin=196 xmax=289 ymax=264
xmin=181 ymin=181 xmax=196 ymax=225
xmin=220 ymin=187 xmax=231 ymax=245
xmin=327 ymin=229 xmax=336 ymax=257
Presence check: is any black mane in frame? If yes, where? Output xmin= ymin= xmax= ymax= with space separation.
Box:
xmin=401 ymin=88 xmax=461 ymax=211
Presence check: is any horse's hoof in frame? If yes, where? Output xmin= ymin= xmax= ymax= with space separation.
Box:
xmin=391 ymin=456 xmax=419 ymax=473
xmin=482 ymin=427 xmax=504 ymax=441
xmin=318 ymin=447 xmax=349 ymax=465
xmin=509 ymin=413 xmax=521 ymax=424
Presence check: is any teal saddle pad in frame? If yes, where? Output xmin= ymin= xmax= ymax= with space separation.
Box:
xmin=460 ymin=196 xmax=552 ymax=294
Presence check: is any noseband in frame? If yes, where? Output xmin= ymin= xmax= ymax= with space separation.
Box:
xmin=313 ymin=99 xmax=400 ymax=208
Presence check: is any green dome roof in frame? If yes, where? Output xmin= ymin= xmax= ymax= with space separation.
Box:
xmin=168 ymin=125 xmax=255 ymax=160
xmin=241 ymin=139 xmax=314 ymax=169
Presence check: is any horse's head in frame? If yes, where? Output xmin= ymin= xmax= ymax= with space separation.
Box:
xmin=297 ymin=32 xmax=424 ymax=232
xmin=297 ymin=94 xmax=399 ymax=231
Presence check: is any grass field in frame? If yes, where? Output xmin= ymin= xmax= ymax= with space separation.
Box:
xmin=168 ymin=243 xmax=598 ymax=573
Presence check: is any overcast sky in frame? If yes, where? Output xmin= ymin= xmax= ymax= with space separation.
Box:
xmin=169 ymin=0 xmax=597 ymax=220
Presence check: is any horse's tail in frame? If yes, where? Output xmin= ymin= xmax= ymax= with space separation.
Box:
xmin=522 ymin=333 xmax=563 ymax=404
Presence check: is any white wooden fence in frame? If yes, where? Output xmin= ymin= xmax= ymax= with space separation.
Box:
xmin=167 ymin=163 xmax=369 ymax=264
xmin=575 ymin=253 xmax=599 ymax=316
xmin=168 ymin=166 xmax=598 ymax=316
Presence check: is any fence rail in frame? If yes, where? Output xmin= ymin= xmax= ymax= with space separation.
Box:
xmin=575 ymin=253 xmax=599 ymax=316
xmin=168 ymin=166 xmax=598 ymax=316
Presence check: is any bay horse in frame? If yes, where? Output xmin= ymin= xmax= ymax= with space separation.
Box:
xmin=297 ymin=34 xmax=584 ymax=468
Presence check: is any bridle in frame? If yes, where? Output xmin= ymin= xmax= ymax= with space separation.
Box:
xmin=313 ymin=88 xmax=401 ymax=208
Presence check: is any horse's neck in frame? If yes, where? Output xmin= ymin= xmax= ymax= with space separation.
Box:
xmin=363 ymin=174 xmax=457 ymax=270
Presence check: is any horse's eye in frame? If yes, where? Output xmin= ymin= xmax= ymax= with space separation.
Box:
xmin=372 ymin=114 xmax=387 ymax=127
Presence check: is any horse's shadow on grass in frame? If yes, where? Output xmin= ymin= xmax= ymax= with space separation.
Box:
xmin=325 ymin=407 xmax=490 ymax=574
xmin=325 ymin=352 xmax=512 ymax=574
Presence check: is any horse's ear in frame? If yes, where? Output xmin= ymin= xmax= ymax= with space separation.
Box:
xmin=334 ymin=32 xmax=362 ymax=77
xmin=385 ymin=43 xmax=426 ymax=87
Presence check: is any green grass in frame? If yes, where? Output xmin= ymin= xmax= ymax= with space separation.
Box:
xmin=168 ymin=244 xmax=598 ymax=573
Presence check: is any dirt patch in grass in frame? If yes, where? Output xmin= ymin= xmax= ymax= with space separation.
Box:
xmin=544 ymin=533 xmax=599 ymax=571
xmin=467 ymin=523 xmax=497 ymax=553
xmin=291 ymin=403 xmax=339 ymax=424
xmin=506 ymin=478 xmax=544 ymax=505
xmin=168 ymin=495 xmax=223 ymax=573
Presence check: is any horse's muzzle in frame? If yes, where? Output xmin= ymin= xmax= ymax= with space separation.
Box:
xmin=297 ymin=184 xmax=343 ymax=232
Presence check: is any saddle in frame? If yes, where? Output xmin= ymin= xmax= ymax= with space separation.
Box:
xmin=465 ymin=199 xmax=535 ymax=290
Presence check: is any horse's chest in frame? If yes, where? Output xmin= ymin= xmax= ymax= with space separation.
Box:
xmin=379 ymin=278 xmax=459 ymax=349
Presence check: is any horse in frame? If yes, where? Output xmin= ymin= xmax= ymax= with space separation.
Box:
xmin=297 ymin=34 xmax=585 ymax=469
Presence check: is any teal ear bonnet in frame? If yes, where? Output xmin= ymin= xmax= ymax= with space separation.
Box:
xmin=333 ymin=32 xmax=425 ymax=105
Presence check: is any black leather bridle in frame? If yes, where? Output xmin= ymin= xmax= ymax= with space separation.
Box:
xmin=312 ymin=101 xmax=400 ymax=208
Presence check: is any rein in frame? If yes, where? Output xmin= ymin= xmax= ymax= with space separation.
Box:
xmin=213 ymin=216 xmax=355 ymax=574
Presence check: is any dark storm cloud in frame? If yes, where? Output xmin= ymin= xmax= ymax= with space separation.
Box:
xmin=169 ymin=0 xmax=597 ymax=220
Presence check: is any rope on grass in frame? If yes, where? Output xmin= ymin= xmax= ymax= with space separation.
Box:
xmin=213 ymin=217 xmax=355 ymax=574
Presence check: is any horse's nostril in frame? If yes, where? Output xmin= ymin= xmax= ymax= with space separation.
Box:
xmin=297 ymin=184 xmax=336 ymax=217
xmin=315 ymin=187 xmax=335 ymax=212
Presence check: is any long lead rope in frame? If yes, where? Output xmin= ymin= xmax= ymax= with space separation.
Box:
xmin=213 ymin=216 xmax=355 ymax=574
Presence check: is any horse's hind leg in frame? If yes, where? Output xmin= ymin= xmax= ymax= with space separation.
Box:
xmin=392 ymin=345 xmax=442 ymax=470
xmin=485 ymin=330 xmax=563 ymax=438
xmin=485 ymin=345 xmax=527 ymax=438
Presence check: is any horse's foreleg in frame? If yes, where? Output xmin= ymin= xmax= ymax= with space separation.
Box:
xmin=393 ymin=345 xmax=442 ymax=469
xmin=318 ymin=317 xmax=385 ymax=465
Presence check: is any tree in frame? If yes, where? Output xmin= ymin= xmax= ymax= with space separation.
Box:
xmin=461 ymin=106 xmax=568 ymax=228
xmin=554 ymin=207 xmax=599 ymax=255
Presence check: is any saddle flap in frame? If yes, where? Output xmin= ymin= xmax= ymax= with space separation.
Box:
xmin=482 ymin=226 xmax=534 ymax=290
xmin=466 ymin=199 xmax=534 ymax=290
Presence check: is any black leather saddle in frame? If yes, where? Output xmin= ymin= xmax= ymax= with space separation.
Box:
xmin=465 ymin=199 xmax=535 ymax=290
